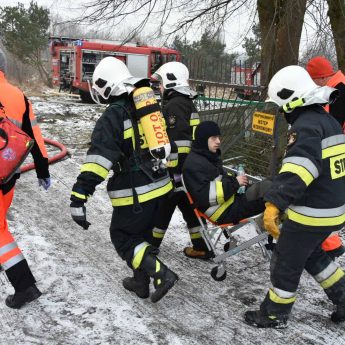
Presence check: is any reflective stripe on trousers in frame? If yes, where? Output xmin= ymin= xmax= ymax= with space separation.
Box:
xmin=0 ymin=188 xmax=25 ymax=270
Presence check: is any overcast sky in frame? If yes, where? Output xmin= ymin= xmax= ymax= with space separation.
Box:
xmin=1 ymin=0 xmax=321 ymax=57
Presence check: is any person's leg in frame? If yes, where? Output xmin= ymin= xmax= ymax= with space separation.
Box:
xmin=110 ymin=199 xmax=178 ymax=302
xmin=245 ymin=179 xmax=272 ymax=201
xmin=218 ymin=195 xmax=265 ymax=225
xmin=0 ymin=188 xmax=40 ymax=309
xmin=305 ymin=244 xmax=345 ymax=322
xmin=321 ymin=232 xmax=345 ymax=260
xmin=245 ymin=226 xmax=330 ymax=328
xmin=151 ymin=193 xmax=178 ymax=248
xmin=177 ymin=193 xmax=211 ymax=258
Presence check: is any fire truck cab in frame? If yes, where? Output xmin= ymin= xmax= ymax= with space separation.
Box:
xmin=50 ymin=37 xmax=181 ymax=101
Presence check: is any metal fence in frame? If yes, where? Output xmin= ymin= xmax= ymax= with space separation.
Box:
xmin=185 ymin=56 xmax=287 ymax=178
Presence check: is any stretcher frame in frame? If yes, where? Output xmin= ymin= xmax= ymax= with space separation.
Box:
xmin=181 ymin=175 xmax=271 ymax=281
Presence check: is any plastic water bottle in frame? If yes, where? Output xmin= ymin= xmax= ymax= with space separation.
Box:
xmin=237 ymin=164 xmax=246 ymax=194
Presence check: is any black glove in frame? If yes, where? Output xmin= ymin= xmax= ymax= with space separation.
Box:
xmin=70 ymin=201 xmax=91 ymax=230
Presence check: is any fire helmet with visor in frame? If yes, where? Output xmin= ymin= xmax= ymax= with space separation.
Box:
xmin=266 ymin=65 xmax=337 ymax=113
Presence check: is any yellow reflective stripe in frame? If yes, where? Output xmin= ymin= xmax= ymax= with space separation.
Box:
xmin=190 ymin=119 xmax=200 ymax=126
xmin=321 ymin=268 xmax=345 ymax=289
xmin=111 ymin=181 xmax=173 ymax=206
xmin=177 ymin=147 xmax=191 ymax=154
xmin=71 ymin=191 xmax=87 ymax=200
xmin=81 ymin=163 xmax=109 ymax=179
xmin=156 ymin=260 xmax=160 ymax=273
xmin=269 ymin=289 xmax=296 ymax=305
xmin=190 ymin=232 xmax=202 ymax=239
xmin=124 ymin=127 xmax=133 ymax=139
xmin=322 ymin=144 xmax=345 ymax=159
xmin=287 ymin=209 xmax=345 ymax=226
xmin=152 ymin=231 xmax=165 ymax=238
xmin=192 ymin=126 xmax=197 ymax=140
xmin=132 ymin=243 xmax=149 ymax=269
xmin=216 ymin=180 xmax=224 ymax=204
xmin=210 ymin=194 xmax=235 ymax=222
xmin=167 ymin=160 xmax=178 ymax=168
xmin=279 ymin=162 xmax=314 ymax=186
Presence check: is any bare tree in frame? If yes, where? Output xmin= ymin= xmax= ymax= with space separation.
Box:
xmin=258 ymin=0 xmax=307 ymax=86
xmin=74 ymin=0 xmax=342 ymax=86
xmin=327 ymin=0 xmax=345 ymax=71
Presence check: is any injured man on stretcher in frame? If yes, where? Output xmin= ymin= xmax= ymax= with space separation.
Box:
xmin=182 ymin=121 xmax=272 ymax=228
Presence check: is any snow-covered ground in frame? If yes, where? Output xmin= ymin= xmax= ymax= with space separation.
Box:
xmin=1 ymin=92 xmax=344 ymax=345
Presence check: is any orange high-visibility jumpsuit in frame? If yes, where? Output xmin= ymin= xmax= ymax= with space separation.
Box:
xmin=0 ymin=71 xmax=49 ymax=291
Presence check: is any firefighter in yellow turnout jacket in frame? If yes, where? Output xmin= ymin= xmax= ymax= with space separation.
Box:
xmin=151 ymin=62 xmax=210 ymax=259
xmin=245 ymin=66 xmax=345 ymax=328
xmin=70 ymin=57 xmax=178 ymax=302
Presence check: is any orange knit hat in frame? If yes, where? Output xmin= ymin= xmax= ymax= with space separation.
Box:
xmin=306 ymin=56 xmax=335 ymax=79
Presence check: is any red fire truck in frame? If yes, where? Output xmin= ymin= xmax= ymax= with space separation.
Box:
xmin=50 ymin=37 xmax=181 ymax=101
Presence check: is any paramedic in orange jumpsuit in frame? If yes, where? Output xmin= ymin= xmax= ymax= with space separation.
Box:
xmin=306 ymin=56 xmax=345 ymax=259
xmin=0 ymin=49 xmax=51 ymax=308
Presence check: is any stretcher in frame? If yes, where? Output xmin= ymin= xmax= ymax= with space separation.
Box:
xmin=181 ymin=175 xmax=271 ymax=281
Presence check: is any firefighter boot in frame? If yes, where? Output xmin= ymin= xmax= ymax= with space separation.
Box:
xmin=331 ymin=304 xmax=345 ymax=323
xmin=183 ymin=247 xmax=213 ymax=260
xmin=5 ymin=284 xmax=42 ymax=309
xmin=327 ymin=245 xmax=345 ymax=261
xmin=122 ymin=269 xmax=150 ymax=299
xmin=244 ymin=310 xmax=288 ymax=329
xmin=184 ymin=236 xmax=213 ymax=260
xmin=140 ymin=254 xmax=179 ymax=303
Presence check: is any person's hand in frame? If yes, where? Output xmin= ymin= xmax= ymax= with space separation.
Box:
xmin=236 ymin=175 xmax=248 ymax=186
xmin=263 ymin=202 xmax=280 ymax=239
xmin=38 ymin=177 xmax=51 ymax=190
xmin=70 ymin=201 xmax=91 ymax=230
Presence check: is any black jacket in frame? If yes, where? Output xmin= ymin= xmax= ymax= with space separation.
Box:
xmin=265 ymin=104 xmax=345 ymax=232
xmin=183 ymin=147 xmax=239 ymax=219
xmin=71 ymin=93 xmax=173 ymax=207
xmin=162 ymin=90 xmax=200 ymax=174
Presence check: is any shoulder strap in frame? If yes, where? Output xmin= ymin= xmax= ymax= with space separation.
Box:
xmin=109 ymin=100 xmax=143 ymax=214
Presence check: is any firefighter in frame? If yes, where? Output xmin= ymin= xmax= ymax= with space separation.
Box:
xmin=245 ymin=65 xmax=345 ymax=328
xmin=70 ymin=57 xmax=178 ymax=303
xmin=306 ymin=56 xmax=345 ymax=259
xmin=183 ymin=121 xmax=271 ymax=226
xmin=0 ymin=49 xmax=51 ymax=308
xmin=150 ymin=61 xmax=210 ymax=259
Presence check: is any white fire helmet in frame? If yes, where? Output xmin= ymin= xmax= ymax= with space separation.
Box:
xmin=152 ymin=61 xmax=189 ymax=89
xmin=267 ymin=65 xmax=318 ymax=107
xmin=90 ymin=57 xmax=146 ymax=102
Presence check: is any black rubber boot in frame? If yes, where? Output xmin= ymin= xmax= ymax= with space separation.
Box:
xmin=327 ymin=245 xmax=345 ymax=261
xmin=5 ymin=285 xmax=42 ymax=309
xmin=122 ymin=269 xmax=150 ymax=299
xmin=244 ymin=310 xmax=288 ymax=329
xmin=140 ymin=254 xmax=178 ymax=303
xmin=331 ymin=304 xmax=345 ymax=323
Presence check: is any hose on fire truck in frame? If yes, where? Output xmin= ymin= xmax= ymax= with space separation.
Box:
xmin=20 ymin=138 xmax=69 ymax=173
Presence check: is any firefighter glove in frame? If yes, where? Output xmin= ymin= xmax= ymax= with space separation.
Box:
xmin=70 ymin=201 xmax=91 ymax=230
xmin=263 ymin=202 xmax=280 ymax=239
xmin=38 ymin=177 xmax=51 ymax=191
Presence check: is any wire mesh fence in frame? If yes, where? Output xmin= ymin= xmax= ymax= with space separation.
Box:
xmin=185 ymin=56 xmax=287 ymax=179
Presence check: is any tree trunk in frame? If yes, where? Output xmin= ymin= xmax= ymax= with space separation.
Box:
xmin=257 ymin=0 xmax=307 ymax=88
xmin=327 ymin=0 xmax=345 ymax=72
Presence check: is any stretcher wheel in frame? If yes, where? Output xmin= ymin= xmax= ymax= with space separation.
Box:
xmin=211 ymin=266 xmax=226 ymax=281
xmin=224 ymin=242 xmax=230 ymax=251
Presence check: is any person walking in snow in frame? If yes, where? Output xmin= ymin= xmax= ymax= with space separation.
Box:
xmin=70 ymin=57 xmax=178 ymax=303
xmin=150 ymin=62 xmax=210 ymax=259
xmin=245 ymin=65 xmax=345 ymax=328
xmin=0 ymin=48 xmax=51 ymax=309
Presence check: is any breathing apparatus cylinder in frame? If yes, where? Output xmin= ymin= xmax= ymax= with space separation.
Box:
xmin=132 ymin=87 xmax=171 ymax=160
